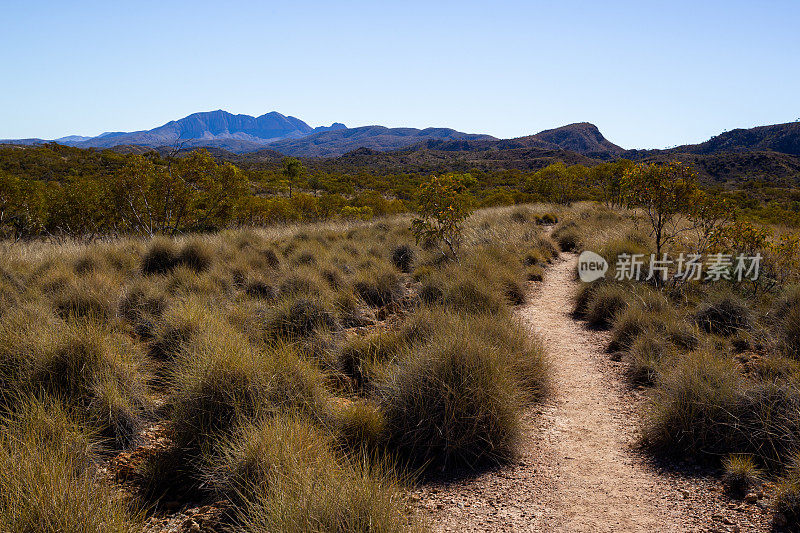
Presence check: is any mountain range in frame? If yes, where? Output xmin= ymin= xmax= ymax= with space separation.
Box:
xmin=2 ymin=111 xmax=800 ymax=184
xmin=0 ymin=110 xmax=627 ymax=158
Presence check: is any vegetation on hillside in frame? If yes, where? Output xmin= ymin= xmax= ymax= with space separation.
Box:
xmin=2 ymin=143 xmax=799 ymax=241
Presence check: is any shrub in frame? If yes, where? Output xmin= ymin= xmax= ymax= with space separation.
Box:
xmin=176 ymin=239 xmax=213 ymax=272
xmin=599 ymin=238 xmax=650 ymax=277
xmin=328 ymin=399 xmax=387 ymax=452
xmin=52 ymin=272 xmax=121 ymax=320
xmin=573 ymin=281 xmax=600 ymax=318
xmin=695 ymin=294 xmax=752 ymax=336
xmin=625 ymin=332 xmax=671 ymax=386
xmin=147 ymin=297 xmax=210 ymax=360
xmin=539 ymin=213 xmax=558 ymax=225
xmin=141 ymin=238 xmax=178 ymax=275
xmin=722 ymin=455 xmax=762 ymax=497
xmin=378 ymin=321 xmax=521 ymax=473
xmin=206 ymin=413 xmax=334 ymax=501
xmin=354 ymin=269 xmax=401 ymax=307
xmin=523 ymin=249 xmax=546 ymax=266
xmin=278 ymin=271 xmax=326 ymax=298
xmin=733 ymin=380 xmax=800 ymax=468
xmin=503 ymin=279 xmax=526 ymax=306
xmin=526 ymin=265 xmax=544 ymax=282
xmin=509 ymin=207 xmax=530 ymax=223
xmin=552 ymin=222 xmax=581 ymax=252
xmin=468 ymin=314 xmax=549 ymax=402
xmin=643 ymin=350 xmax=743 ymax=458
xmin=781 ymin=303 xmax=800 ymax=358
xmin=118 ymin=281 xmax=166 ymax=339
xmin=440 ymin=278 xmax=503 ymax=315
xmin=169 ymin=323 xmax=328 ymax=452
xmin=391 ymin=245 xmax=415 ymax=273
xmin=585 ymin=284 xmax=629 ymax=329
xmin=338 ymin=331 xmax=411 ymax=391
xmin=0 ymin=315 xmax=148 ymax=447
xmin=0 ymin=398 xmax=143 ymax=533
xmin=244 ymin=279 xmax=276 ymax=300
xmin=320 ymin=267 xmax=343 ymax=290
xmin=205 ymin=414 xmax=419 ymax=533
xmin=267 ymin=297 xmax=337 ymax=338
xmin=608 ymin=305 xmax=674 ymax=352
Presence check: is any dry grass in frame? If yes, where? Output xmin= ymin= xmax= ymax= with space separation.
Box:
xmin=0 ymin=397 xmax=143 ymax=532
xmin=0 ymin=205 xmax=563 ymax=529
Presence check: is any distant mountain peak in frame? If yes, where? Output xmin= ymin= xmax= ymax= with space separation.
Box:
xmin=525 ymin=122 xmax=624 ymax=157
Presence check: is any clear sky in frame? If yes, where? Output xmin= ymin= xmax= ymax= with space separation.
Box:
xmin=2 ymin=0 xmax=798 ymax=149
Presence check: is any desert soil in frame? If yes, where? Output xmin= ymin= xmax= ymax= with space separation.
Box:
xmin=414 ymin=253 xmax=773 ymax=532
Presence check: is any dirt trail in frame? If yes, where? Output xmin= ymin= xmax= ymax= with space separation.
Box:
xmin=414 ymin=254 xmax=770 ymax=532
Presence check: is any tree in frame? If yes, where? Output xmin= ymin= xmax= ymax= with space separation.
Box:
xmin=411 ymin=174 xmax=474 ymax=259
xmin=282 ymin=157 xmax=304 ymax=198
xmin=622 ymin=162 xmax=700 ymax=258
xmin=590 ymin=159 xmax=633 ymax=208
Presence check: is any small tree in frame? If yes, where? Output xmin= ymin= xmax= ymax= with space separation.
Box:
xmin=282 ymin=157 xmax=303 ymax=198
xmin=622 ymin=162 xmax=700 ymax=258
xmin=411 ymin=174 xmax=474 ymax=259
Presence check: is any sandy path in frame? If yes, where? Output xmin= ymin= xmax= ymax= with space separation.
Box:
xmin=414 ymin=254 xmax=771 ymax=532
xmin=510 ymin=254 xmax=686 ymax=531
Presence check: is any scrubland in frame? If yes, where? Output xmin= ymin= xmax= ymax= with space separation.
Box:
xmin=555 ymin=205 xmax=800 ymax=529
xmin=3 ymin=193 xmax=800 ymax=531
xmin=0 ymin=205 xmax=559 ymax=533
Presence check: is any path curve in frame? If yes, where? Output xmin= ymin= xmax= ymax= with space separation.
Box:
xmin=414 ymin=254 xmax=770 ymax=532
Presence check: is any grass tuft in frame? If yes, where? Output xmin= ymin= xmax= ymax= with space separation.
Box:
xmin=695 ymin=293 xmax=752 ymax=336
xmin=722 ymin=454 xmax=762 ymax=497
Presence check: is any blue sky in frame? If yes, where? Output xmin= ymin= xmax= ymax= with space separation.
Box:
xmin=2 ymin=0 xmax=798 ymax=148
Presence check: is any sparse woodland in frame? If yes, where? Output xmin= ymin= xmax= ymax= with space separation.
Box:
xmin=1 ymin=153 xmax=800 ymax=531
